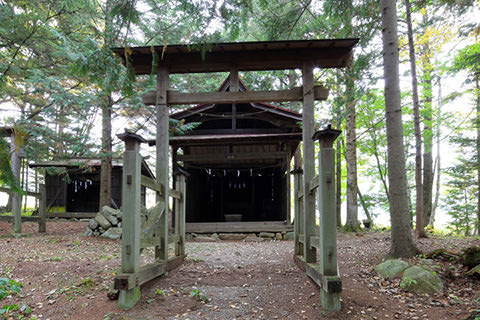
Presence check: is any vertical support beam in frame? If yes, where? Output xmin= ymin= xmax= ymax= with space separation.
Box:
xmin=302 ymin=61 xmax=316 ymax=263
xmin=156 ymin=64 xmax=170 ymax=261
xmin=117 ymin=134 xmax=143 ymax=309
xmin=38 ymin=183 xmax=46 ymax=233
xmin=286 ymin=156 xmax=291 ymax=223
xmin=230 ymin=69 xmax=239 ymax=130
xmin=10 ymin=131 xmax=22 ymax=235
xmin=313 ymin=125 xmax=342 ymax=311
xmin=175 ymin=173 xmax=186 ymax=257
xmin=293 ymin=147 xmax=304 ymax=256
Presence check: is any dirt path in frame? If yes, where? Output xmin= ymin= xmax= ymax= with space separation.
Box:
xmin=0 ymin=221 xmax=479 ymax=319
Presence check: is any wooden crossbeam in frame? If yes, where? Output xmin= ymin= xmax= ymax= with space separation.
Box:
xmin=294 ymin=255 xmax=342 ymax=294
xmin=309 ymin=174 xmax=319 ymax=193
xmin=141 ymin=175 xmax=182 ymax=199
xmin=114 ymin=255 xmax=185 ymax=290
xmin=178 ymin=151 xmax=287 ymax=162
xmin=0 ymin=215 xmax=40 ymax=222
xmin=143 ymin=86 xmax=329 ymax=105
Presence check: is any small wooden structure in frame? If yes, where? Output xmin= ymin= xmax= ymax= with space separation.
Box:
xmin=113 ymin=39 xmax=357 ymax=311
xmin=166 ymin=76 xmax=302 ymax=233
xmin=30 ymin=158 xmax=154 ymax=216
xmin=0 ymin=127 xmax=46 ymax=233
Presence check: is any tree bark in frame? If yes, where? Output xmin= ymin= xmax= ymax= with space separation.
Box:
xmin=431 ymin=77 xmax=443 ymax=227
xmin=99 ymin=98 xmax=113 ymax=209
xmin=476 ymin=70 xmax=480 ymax=235
xmin=336 ymin=139 xmax=342 ymax=227
xmin=405 ymin=0 xmax=426 ymax=238
xmin=345 ymin=66 xmax=359 ymax=231
xmin=380 ymin=0 xmax=417 ymax=257
xmin=99 ymin=0 xmax=113 ymax=210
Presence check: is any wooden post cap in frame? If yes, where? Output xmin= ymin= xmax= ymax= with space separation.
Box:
xmin=312 ymin=124 xmax=341 ymax=148
xmin=117 ymin=129 xmax=147 ymax=144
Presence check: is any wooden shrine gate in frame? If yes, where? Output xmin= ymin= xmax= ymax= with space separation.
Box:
xmin=112 ymin=39 xmax=358 ymax=311
xmin=114 ymin=131 xmax=186 ymax=310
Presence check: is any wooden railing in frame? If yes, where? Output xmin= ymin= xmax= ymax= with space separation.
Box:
xmin=293 ymin=125 xmax=342 ymax=311
xmin=114 ymin=131 xmax=186 ymax=310
xmin=0 ymin=184 xmax=46 ymax=233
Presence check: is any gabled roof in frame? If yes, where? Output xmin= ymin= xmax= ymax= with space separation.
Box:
xmin=171 ymin=75 xmax=302 ymax=122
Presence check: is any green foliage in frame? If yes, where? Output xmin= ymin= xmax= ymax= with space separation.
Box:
xmin=190 ymin=289 xmax=209 ymax=302
xmin=0 ymin=278 xmax=23 ymax=300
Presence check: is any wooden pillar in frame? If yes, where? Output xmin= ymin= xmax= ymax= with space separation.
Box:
xmin=302 ymin=61 xmax=316 ymax=263
xmin=38 ymin=183 xmax=46 ymax=233
xmin=286 ymin=156 xmax=291 ymax=223
xmin=313 ymin=125 xmax=342 ymax=311
xmin=156 ymin=64 xmax=170 ymax=261
xmin=230 ymin=69 xmax=239 ymax=130
xmin=293 ymin=147 xmax=304 ymax=256
xmin=117 ymin=132 xmax=145 ymax=309
xmin=10 ymin=131 xmax=22 ymax=235
xmin=175 ymin=173 xmax=186 ymax=257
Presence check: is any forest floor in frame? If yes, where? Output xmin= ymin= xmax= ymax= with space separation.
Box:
xmin=0 ymin=220 xmax=479 ymax=320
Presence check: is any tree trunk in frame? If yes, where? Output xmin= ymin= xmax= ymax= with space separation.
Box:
xmin=431 ymin=77 xmax=443 ymax=227
xmin=476 ymin=70 xmax=480 ymax=235
xmin=99 ymin=98 xmax=113 ymax=209
xmin=405 ymin=0 xmax=426 ymax=238
xmin=357 ymin=187 xmax=373 ymax=226
xmin=380 ymin=0 xmax=417 ymax=257
xmin=421 ymin=33 xmax=434 ymax=228
xmin=336 ymin=139 xmax=342 ymax=228
xmin=345 ymin=66 xmax=359 ymax=231
xmin=99 ymin=0 xmax=113 ymax=210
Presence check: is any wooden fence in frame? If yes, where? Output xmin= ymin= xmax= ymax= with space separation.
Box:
xmin=0 ymin=184 xmax=46 ymax=233
xmin=114 ymin=131 xmax=186 ymax=310
xmin=293 ymin=125 xmax=342 ymax=311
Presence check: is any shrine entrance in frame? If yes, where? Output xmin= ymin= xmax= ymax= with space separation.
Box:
xmin=112 ymin=39 xmax=358 ymax=311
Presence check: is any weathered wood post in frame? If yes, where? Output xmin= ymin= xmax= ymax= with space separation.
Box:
xmin=38 ymin=183 xmax=46 ymax=233
xmin=302 ymin=61 xmax=316 ymax=263
xmin=174 ymin=170 xmax=187 ymax=257
xmin=156 ymin=65 xmax=170 ymax=262
xmin=293 ymin=148 xmax=304 ymax=256
xmin=117 ymin=130 xmax=146 ymax=309
xmin=10 ymin=130 xmax=22 ymax=235
xmin=313 ymin=125 xmax=342 ymax=311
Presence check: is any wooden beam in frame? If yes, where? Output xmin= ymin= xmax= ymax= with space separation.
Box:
xmin=143 ymin=86 xmax=329 ymax=105
xmin=309 ymin=174 xmax=319 ymax=193
xmin=177 ymin=151 xmax=288 ymax=162
xmin=0 ymin=215 xmax=39 ymax=222
xmin=186 ymin=221 xmax=293 ymax=233
xmin=156 ymin=65 xmax=170 ymax=262
xmin=118 ymin=137 xmax=142 ymax=310
xmin=302 ymin=61 xmax=316 ymax=263
xmin=140 ymin=175 xmax=181 ymax=200
xmin=114 ymin=255 xmax=185 ymax=291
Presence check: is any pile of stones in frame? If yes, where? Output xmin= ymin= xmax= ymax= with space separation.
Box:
xmin=85 ymin=206 xmax=123 ymax=240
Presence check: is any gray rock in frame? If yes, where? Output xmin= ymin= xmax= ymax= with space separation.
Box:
xmin=88 ymin=219 xmax=99 ymax=230
xmin=93 ymin=230 xmax=100 ymax=237
xmin=463 ymin=246 xmax=480 ymax=268
xmin=219 ymin=233 xmax=247 ymax=241
xmin=193 ymin=236 xmax=216 ymax=242
xmin=259 ymin=232 xmax=275 ymax=239
xmin=401 ymin=265 xmax=444 ymax=294
xmin=85 ymin=227 xmax=93 ymax=237
xmin=275 ymin=233 xmax=283 ymax=240
xmin=211 ymin=233 xmax=219 ymax=239
xmin=244 ymin=236 xmax=264 ymax=242
xmin=98 ymin=227 xmax=105 ymax=234
xmin=376 ymin=259 xmax=409 ymax=279
xmin=95 ymin=213 xmax=111 ymax=229
xmin=284 ymin=232 xmax=295 ymax=240
xmin=101 ymin=206 xmax=120 ymax=225
xmin=100 ymin=227 xmax=123 ymax=240
xmin=118 ymin=222 xmax=122 ymax=228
